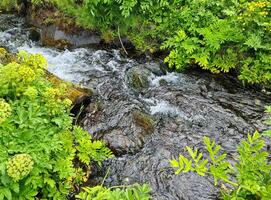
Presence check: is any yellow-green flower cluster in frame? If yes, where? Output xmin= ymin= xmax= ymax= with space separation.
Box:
xmin=44 ymin=88 xmax=63 ymax=100
xmin=0 ymin=62 xmax=38 ymax=96
xmin=7 ymin=154 xmax=34 ymax=182
xmin=18 ymin=50 xmax=48 ymax=76
xmin=248 ymin=1 xmax=268 ymax=12
xmin=242 ymin=1 xmax=270 ymax=17
xmin=24 ymin=86 xmax=38 ymax=98
xmin=18 ymin=66 xmax=36 ymax=84
xmin=43 ymin=87 xmax=73 ymax=115
xmin=0 ymin=99 xmax=12 ymax=123
xmin=63 ymin=98 xmax=73 ymax=108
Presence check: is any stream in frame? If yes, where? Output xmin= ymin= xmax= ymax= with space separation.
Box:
xmin=1 ymin=14 xmax=270 ymax=200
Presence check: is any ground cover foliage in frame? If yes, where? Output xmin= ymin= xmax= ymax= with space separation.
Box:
xmin=10 ymin=0 xmax=270 ymax=86
xmin=171 ymin=122 xmax=271 ymax=199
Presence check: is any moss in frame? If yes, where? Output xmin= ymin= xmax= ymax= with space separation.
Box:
xmin=101 ymin=30 xmax=115 ymax=43
xmin=41 ymin=36 xmax=72 ymax=49
xmin=45 ymin=71 xmax=93 ymax=102
xmin=129 ymin=72 xmax=149 ymax=92
xmin=0 ymin=48 xmax=18 ymax=65
xmin=133 ymin=111 xmax=155 ymax=134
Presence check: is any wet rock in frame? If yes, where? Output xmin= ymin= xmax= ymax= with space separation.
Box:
xmin=82 ymin=95 xmax=154 ymax=155
xmin=169 ymin=173 xmax=219 ymax=200
xmin=25 ymin=8 xmax=101 ymax=48
xmin=28 ymin=27 xmax=41 ymax=41
xmin=40 ymin=25 xmax=101 ymax=48
xmin=126 ymin=66 xmax=151 ymax=92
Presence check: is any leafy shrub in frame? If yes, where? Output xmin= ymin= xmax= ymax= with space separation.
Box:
xmin=170 ymin=131 xmax=271 ymax=199
xmin=0 ymin=51 xmax=113 ymax=199
xmin=35 ymin=0 xmax=271 ymax=85
xmin=76 ymin=183 xmax=152 ymax=200
xmin=161 ymin=1 xmax=271 ymax=85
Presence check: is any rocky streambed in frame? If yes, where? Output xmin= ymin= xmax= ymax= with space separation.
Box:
xmin=0 ymin=14 xmax=270 ymax=200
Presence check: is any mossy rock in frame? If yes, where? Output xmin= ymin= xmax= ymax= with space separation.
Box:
xmin=132 ymin=110 xmax=155 ymax=134
xmin=126 ymin=66 xmax=151 ymax=92
xmin=0 ymin=48 xmax=7 ymax=61
xmin=45 ymin=71 xmax=93 ymax=102
xmin=0 ymin=48 xmax=18 ymax=65
xmin=42 ymin=36 xmax=72 ymax=49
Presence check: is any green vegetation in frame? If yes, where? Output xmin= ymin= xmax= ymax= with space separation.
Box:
xmin=76 ymin=184 xmax=151 ymax=200
xmin=21 ymin=0 xmax=271 ymax=85
xmin=170 ymin=130 xmax=271 ymax=199
xmin=0 ymin=0 xmax=271 ymax=199
xmin=0 ymin=50 xmax=114 ymax=199
xmin=0 ymin=0 xmax=16 ymax=11
xmin=0 ymin=49 xmax=151 ymax=199
xmin=1 ymin=0 xmax=270 ymax=84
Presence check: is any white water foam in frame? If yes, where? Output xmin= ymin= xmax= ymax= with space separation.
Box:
xmin=17 ymin=43 xmax=116 ymax=85
xmin=151 ymin=73 xmax=180 ymax=87
xmin=148 ymin=99 xmax=188 ymax=118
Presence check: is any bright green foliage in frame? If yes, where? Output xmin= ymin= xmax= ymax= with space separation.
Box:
xmin=76 ymin=184 xmax=152 ymax=200
xmin=0 ymin=51 xmax=113 ymax=199
xmin=6 ymin=154 xmax=34 ymax=182
xmin=0 ymin=51 xmax=47 ymax=98
xmin=171 ymin=131 xmax=271 ymax=200
xmin=31 ymin=0 xmax=271 ymax=85
xmin=73 ymin=126 xmax=113 ymax=166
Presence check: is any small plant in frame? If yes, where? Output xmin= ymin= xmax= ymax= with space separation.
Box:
xmin=170 ymin=131 xmax=271 ymax=199
xmin=0 ymin=51 xmax=113 ymax=199
xmin=76 ymin=183 xmax=152 ymax=200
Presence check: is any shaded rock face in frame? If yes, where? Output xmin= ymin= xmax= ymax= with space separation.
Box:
xmin=1 ymin=14 xmax=271 ymax=200
xmin=39 ymin=25 xmax=101 ymax=49
xmin=25 ymin=7 xmax=101 ymax=48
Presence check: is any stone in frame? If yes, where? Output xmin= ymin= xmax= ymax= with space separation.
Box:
xmin=126 ymin=66 xmax=151 ymax=92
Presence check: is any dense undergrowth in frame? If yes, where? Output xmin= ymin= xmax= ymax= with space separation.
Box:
xmin=5 ymin=0 xmax=270 ymax=86
xmin=0 ymin=49 xmax=151 ymax=199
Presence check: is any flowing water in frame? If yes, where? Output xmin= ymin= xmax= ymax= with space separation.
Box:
xmin=1 ymin=14 xmax=270 ymax=200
